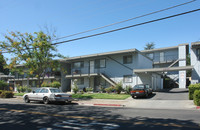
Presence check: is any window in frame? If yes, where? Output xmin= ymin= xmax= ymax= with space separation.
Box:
xmin=123 ymin=75 xmax=132 ymax=83
xmin=123 ymin=55 xmax=132 ymax=64
xmin=76 ymin=78 xmax=84 ymax=85
xmin=40 ymin=89 xmax=49 ymax=93
xmin=72 ymin=61 xmax=84 ymax=68
xmin=160 ymin=52 xmax=165 ymax=62
xmin=95 ymin=59 xmax=106 ymax=68
xmin=35 ymin=88 xmax=41 ymax=93
xmin=197 ymin=49 xmax=200 ymax=60
xmin=146 ymin=53 xmax=154 ymax=59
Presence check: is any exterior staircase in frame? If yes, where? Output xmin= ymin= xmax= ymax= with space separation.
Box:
xmin=99 ymin=73 xmax=117 ymax=87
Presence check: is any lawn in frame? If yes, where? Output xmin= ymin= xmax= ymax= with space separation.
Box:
xmin=72 ymin=93 xmax=130 ymax=100
xmin=14 ymin=93 xmax=26 ymax=96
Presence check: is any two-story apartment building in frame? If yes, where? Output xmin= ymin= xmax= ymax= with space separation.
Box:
xmin=59 ymin=49 xmax=163 ymax=92
xmin=9 ymin=65 xmax=61 ymax=91
xmin=9 ymin=43 xmax=195 ymax=92
xmin=141 ymin=44 xmax=190 ymax=89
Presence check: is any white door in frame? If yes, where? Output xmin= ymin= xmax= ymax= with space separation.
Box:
xmin=90 ymin=61 xmax=94 ymax=73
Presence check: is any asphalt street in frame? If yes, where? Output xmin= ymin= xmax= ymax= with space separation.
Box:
xmin=0 ymin=99 xmax=200 ymax=130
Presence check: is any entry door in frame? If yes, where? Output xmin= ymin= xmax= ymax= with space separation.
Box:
xmin=90 ymin=61 xmax=95 ymax=73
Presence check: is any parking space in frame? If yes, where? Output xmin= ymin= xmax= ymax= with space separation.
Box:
xmin=150 ymin=88 xmax=189 ymax=100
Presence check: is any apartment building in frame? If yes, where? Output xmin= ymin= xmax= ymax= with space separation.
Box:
xmin=141 ymin=44 xmax=190 ymax=89
xmin=59 ymin=43 xmax=192 ymax=92
xmin=9 ymin=43 xmax=195 ymax=92
xmin=9 ymin=65 xmax=61 ymax=91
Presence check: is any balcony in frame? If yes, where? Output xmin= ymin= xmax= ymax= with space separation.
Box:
xmin=153 ymin=55 xmax=178 ymax=64
xmin=66 ymin=67 xmax=106 ymax=78
xmin=9 ymin=72 xmax=61 ymax=81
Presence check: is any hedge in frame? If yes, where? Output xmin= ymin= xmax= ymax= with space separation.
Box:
xmin=193 ymin=90 xmax=200 ymax=106
xmin=188 ymin=84 xmax=200 ymax=100
xmin=0 ymin=91 xmax=14 ymax=98
xmin=0 ymin=80 xmax=8 ymax=90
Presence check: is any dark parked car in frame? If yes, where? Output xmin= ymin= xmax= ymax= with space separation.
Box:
xmin=130 ymin=84 xmax=152 ymax=98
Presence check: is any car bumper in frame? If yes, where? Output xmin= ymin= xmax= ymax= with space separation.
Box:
xmin=131 ymin=92 xmax=146 ymax=97
xmin=49 ymin=97 xmax=74 ymax=102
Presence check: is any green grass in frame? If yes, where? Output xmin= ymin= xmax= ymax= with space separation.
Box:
xmin=14 ymin=93 xmax=26 ymax=96
xmin=72 ymin=93 xmax=130 ymax=100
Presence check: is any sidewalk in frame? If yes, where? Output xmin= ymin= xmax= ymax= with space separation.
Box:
xmin=74 ymin=97 xmax=197 ymax=110
xmin=0 ymin=96 xmax=197 ymax=110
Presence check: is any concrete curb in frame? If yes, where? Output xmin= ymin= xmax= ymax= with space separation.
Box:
xmin=78 ymin=103 xmax=125 ymax=107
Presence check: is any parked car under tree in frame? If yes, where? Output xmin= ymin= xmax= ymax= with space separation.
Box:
xmin=130 ymin=84 xmax=152 ymax=98
xmin=23 ymin=87 xmax=73 ymax=104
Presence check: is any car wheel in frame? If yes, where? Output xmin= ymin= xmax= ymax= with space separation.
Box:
xmin=145 ymin=93 xmax=148 ymax=98
xmin=24 ymin=96 xmax=30 ymax=103
xmin=43 ymin=97 xmax=49 ymax=104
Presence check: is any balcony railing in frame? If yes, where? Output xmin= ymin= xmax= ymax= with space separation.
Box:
xmin=153 ymin=55 xmax=178 ymax=63
xmin=14 ymin=72 xmax=61 ymax=79
xmin=71 ymin=66 xmax=106 ymax=75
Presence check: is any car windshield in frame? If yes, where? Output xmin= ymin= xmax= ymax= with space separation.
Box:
xmin=134 ymin=85 xmax=144 ymax=89
xmin=50 ymin=89 xmax=62 ymax=93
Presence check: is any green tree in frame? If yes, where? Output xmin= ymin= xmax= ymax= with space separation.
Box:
xmin=0 ymin=54 xmax=9 ymax=75
xmin=144 ymin=42 xmax=155 ymax=50
xmin=0 ymin=31 xmax=63 ymax=87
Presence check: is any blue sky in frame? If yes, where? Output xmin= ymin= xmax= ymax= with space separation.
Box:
xmin=0 ymin=0 xmax=200 ymax=58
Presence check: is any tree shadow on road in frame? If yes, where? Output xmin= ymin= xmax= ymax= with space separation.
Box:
xmin=0 ymin=103 xmax=199 ymax=130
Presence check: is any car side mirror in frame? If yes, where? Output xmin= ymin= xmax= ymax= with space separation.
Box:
xmin=33 ymin=91 xmax=35 ymax=93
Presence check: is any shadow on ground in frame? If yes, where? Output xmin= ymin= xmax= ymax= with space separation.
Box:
xmin=0 ymin=103 xmax=199 ymax=130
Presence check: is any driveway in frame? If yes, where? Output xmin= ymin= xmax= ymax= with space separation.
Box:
xmin=149 ymin=88 xmax=189 ymax=100
xmin=125 ymin=88 xmax=196 ymax=110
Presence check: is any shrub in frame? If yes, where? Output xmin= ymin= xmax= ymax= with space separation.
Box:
xmin=125 ymin=85 xmax=132 ymax=94
xmin=72 ymin=81 xmax=79 ymax=94
xmin=193 ymin=90 xmax=200 ymax=106
xmin=27 ymin=88 xmax=32 ymax=93
xmin=17 ymin=86 xmax=21 ymax=93
xmin=0 ymin=80 xmax=8 ymax=90
xmin=50 ymin=81 xmax=61 ymax=88
xmin=105 ymin=87 xmax=113 ymax=93
xmin=115 ymin=82 xmax=123 ymax=94
xmin=86 ymin=87 xmax=93 ymax=92
xmin=99 ymin=85 xmax=105 ymax=93
xmin=20 ymin=86 xmax=27 ymax=93
xmin=0 ymin=90 xmax=3 ymax=95
xmin=189 ymin=84 xmax=200 ymax=100
xmin=0 ymin=91 xmax=14 ymax=98
xmin=41 ymin=82 xmax=50 ymax=87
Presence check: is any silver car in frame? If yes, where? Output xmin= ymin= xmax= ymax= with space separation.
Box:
xmin=23 ymin=87 xmax=73 ymax=104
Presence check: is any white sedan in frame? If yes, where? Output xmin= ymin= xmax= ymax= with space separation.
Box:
xmin=23 ymin=87 xmax=73 ymax=104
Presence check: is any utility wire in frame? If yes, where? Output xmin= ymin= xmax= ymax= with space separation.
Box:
xmin=53 ymin=0 xmax=196 ymax=41
xmin=52 ymin=8 xmax=200 ymax=45
xmin=1 ymin=8 xmax=200 ymax=53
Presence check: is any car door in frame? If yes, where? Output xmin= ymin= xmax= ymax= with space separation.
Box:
xmin=37 ymin=88 xmax=49 ymax=101
xmin=28 ymin=88 xmax=41 ymax=100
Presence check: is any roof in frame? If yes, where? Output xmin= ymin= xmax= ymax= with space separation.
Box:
xmin=134 ymin=66 xmax=193 ymax=73
xmin=191 ymin=42 xmax=200 ymax=48
xmin=141 ymin=43 xmax=189 ymax=53
xmin=60 ymin=48 xmax=151 ymax=62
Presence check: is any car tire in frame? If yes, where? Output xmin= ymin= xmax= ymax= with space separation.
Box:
xmin=145 ymin=93 xmax=148 ymax=98
xmin=43 ymin=97 xmax=49 ymax=104
xmin=24 ymin=96 xmax=30 ymax=103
